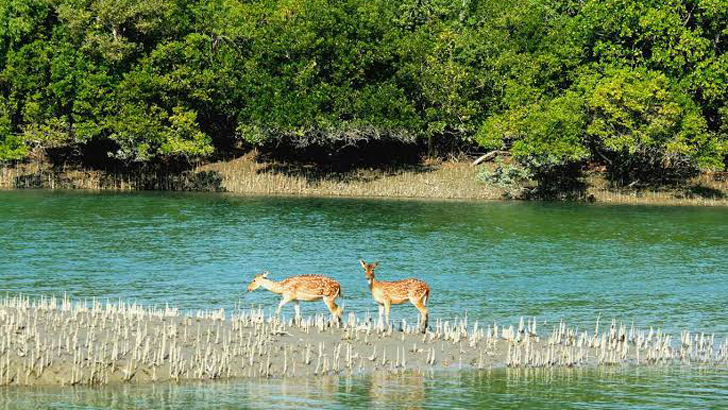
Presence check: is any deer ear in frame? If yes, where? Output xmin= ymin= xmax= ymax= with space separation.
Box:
xmin=261 ymin=271 xmax=269 ymax=278
xmin=373 ymin=261 xmax=379 ymax=269
xmin=359 ymin=260 xmax=367 ymax=269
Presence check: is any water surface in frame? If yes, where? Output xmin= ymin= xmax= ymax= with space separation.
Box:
xmin=1 ymin=367 xmax=727 ymax=409
xmin=1 ymin=190 xmax=727 ymax=408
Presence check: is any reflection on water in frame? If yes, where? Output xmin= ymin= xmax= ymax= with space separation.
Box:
xmin=1 ymin=367 xmax=727 ymax=409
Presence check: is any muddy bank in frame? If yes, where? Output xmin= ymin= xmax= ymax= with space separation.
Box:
xmin=1 ymin=295 xmax=727 ymax=386
xmin=3 ymin=155 xmax=727 ymax=205
xmin=0 ymin=154 xmax=497 ymax=200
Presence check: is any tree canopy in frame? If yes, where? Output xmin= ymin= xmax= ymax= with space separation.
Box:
xmin=1 ymin=0 xmax=726 ymax=186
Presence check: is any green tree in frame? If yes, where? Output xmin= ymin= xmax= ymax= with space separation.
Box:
xmin=0 ymin=0 xmax=725 ymax=187
xmin=585 ymin=67 xmax=724 ymax=185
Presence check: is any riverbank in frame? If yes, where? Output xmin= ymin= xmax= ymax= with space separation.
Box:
xmin=1 ymin=295 xmax=726 ymax=387
xmin=1 ymin=153 xmax=727 ymax=205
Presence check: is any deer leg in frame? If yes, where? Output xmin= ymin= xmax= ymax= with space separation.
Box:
xmin=293 ymin=301 xmax=301 ymax=323
xmin=276 ymin=295 xmax=292 ymax=317
xmin=377 ymin=304 xmax=385 ymax=329
xmin=324 ymin=296 xmax=342 ymax=326
xmin=413 ymin=298 xmax=429 ymax=333
xmin=383 ymin=300 xmax=392 ymax=328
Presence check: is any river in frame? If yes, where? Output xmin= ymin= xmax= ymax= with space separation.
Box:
xmin=1 ymin=190 xmax=726 ymax=408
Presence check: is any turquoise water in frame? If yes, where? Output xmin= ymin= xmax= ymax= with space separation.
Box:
xmin=1 ymin=190 xmax=727 ymax=408
xmin=1 ymin=368 xmax=727 ymax=409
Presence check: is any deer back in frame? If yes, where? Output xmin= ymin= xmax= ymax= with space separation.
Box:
xmin=282 ymin=275 xmax=341 ymax=297
xmin=375 ymin=278 xmax=429 ymax=300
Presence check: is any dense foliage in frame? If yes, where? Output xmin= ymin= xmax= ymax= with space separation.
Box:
xmin=1 ymin=0 xmax=727 ymax=186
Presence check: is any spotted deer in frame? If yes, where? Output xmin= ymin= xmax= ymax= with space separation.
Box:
xmin=247 ymin=272 xmax=343 ymax=324
xmin=359 ymin=260 xmax=430 ymax=333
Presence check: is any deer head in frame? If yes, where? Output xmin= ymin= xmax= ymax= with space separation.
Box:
xmin=359 ymin=260 xmax=379 ymax=280
xmin=247 ymin=271 xmax=270 ymax=292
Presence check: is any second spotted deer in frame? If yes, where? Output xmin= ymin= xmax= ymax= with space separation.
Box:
xmin=359 ymin=260 xmax=430 ymax=333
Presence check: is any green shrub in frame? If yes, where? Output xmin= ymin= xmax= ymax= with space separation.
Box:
xmin=476 ymin=159 xmax=532 ymax=198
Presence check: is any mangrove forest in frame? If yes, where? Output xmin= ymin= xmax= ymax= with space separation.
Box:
xmin=1 ymin=0 xmax=728 ymax=191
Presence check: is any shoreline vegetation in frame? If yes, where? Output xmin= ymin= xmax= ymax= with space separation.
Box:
xmin=1 ymin=294 xmax=727 ymax=387
xmin=1 ymin=153 xmax=727 ymax=206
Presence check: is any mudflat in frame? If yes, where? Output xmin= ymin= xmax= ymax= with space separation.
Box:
xmin=1 ymin=295 xmax=726 ymax=387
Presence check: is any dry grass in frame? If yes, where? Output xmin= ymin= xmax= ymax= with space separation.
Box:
xmin=0 ymin=161 xmax=225 ymax=191
xmin=586 ymin=172 xmax=728 ymax=206
xmin=0 ymin=153 xmax=503 ymax=199
xmin=197 ymin=152 xmax=503 ymax=200
xmin=2 ymin=154 xmax=728 ymax=206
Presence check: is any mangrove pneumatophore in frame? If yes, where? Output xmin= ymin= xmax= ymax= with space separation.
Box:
xmin=0 ymin=294 xmax=726 ymax=386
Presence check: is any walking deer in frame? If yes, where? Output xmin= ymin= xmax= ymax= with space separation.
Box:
xmin=247 ymin=272 xmax=343 ymax=325
xmin=359 ymin=260 xmax=430 ymax=333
